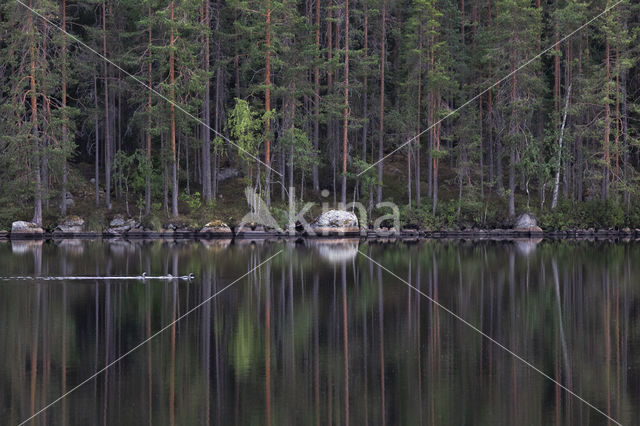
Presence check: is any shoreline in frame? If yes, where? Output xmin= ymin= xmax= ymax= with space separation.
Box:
xmin=3 ymin=228 xmax=640 ymax=241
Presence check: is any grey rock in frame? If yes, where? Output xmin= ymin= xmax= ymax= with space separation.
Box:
xmin=110 ymin=215 xmax=126 ymax=227
xmin=106 ymin=215 xmax=139 ymax=234
xmin=514 ymin=213 xmax=537 ymax=229
xmin=11 ymin=221 xmax=44 ymax=234
xmin=514 ymin=213 xmax=543 ymax=232
xmin=312 ymin=210 xmax=358 ymax=228
xmin=56 ymin=216 xmax=85 ymax=233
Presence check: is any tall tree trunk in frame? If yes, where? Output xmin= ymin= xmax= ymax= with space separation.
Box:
xmin=554 ymin=26 xmax=560 ymax=114
xmin=362 ymin=3 xmax=369 ymax=165
xmin=213 ymin=0 xmax=223 ymax=198
xmin=233 ymin=8 xmax=240 ymax=98
xmin=312 ymin=0 xmax=321 ymax=191
xmin=508 ymin=67 xmax=516 ymax=217
xmin=145 ymin=5 xmax=153 ymax=214
xmin=407 ymin=146 xmax=412 ymax=208
xmin=170 ymin=1 xmax=179 ymax=217
xmin=103 ymin=2 xmax=112 ymax=210
xmin=377 ymin=0 xmax=386 ymax=205
xmin=552 ymin=84 xmax=571 ymax=210
xmin=432 ymin=92 xmax=440 ymax=215
xmin=202 ymin=0 xmax=212 ymax=202
xmin=602 ymin=37 xmax=611 ymax=200
xmin=341 ymin=0 xmax=349 ymax=206
xmin=415 ymin=22 xmax=422 ymax=206
xmin=41 ymin=22 xmax=50 ymax=212
xmin=264 ymin=0 xmax=272 ymax=205
xmin=61 ymin=0 xmax=68 ymax=217
xmin=327 ymin=0 xmax=334 ymax=200
xmin=94 ymin=74 xmax=100 ymax=206
xmin=29 ymin=0 xmax=42 ymax=225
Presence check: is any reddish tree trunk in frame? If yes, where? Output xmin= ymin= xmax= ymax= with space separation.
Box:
xmin=341 ymin=0 xmax=349 ymax=205
xmin=265 ymin=0 xmax=272 ymax=204
xmin=377 ymin=0 xmax=386 ymax=204
xmin=170 ymin=1 xmax=178 ymax=217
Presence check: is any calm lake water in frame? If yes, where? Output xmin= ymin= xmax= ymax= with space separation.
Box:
xmin=1 ymin=238 xmax=638 ymax=425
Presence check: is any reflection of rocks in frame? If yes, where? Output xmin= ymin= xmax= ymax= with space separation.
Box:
xmin=200 ymin=239 xmax=232 ymax=251
xmin=55 ymin=216 xmax=85 ymax=233
xmin=11 ymin=239 xmax=43 ymax=255
xmin=108 ymin=240 xmax=137 ymax=256
xmin=55 ymin=238 xmax=85 ymax=256
xmin=311 ymin=210 xmax=359 ymax=236
xmin=308 ymin=239 xmax=359 ymax=263
xmin=233 ymin=238 xmax=266 ymax=247
xmin=513 ymin=213 xmax=543 ymax=233
xmin=11 ymin=221 xmax=44 ymax=236
xmin=514 ymin=238 xmax=542 ymax=256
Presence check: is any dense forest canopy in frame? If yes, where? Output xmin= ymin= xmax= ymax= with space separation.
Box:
xmin=0 ymin=0 xmax=639 ymax=229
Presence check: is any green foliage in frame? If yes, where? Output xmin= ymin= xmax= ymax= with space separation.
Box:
xmin=538 ymin=200 xmax=627 ymax=230
xmin=112 ymin=149 xmax=151 ymax=214
xmin=227 ymin=99 xmax=263 ymax=167
xmin=281 ymin=127 xmax=317 ymax=170
xmin=179 ymin=191 xmax=202 ymax=212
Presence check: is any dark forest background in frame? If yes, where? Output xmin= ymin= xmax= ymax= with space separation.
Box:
xmin=0 ymin=0 xmax=639 ymax=230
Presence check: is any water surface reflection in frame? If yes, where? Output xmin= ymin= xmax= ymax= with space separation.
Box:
xmin=0 ymin=239 xmax=637 ymax=425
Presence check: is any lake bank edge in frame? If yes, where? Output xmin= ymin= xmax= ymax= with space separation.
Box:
xmin=3 ymin=227 xmax=640 ymax=240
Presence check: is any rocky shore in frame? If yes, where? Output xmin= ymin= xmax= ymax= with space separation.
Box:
xmin=3 ymin=211 xmax=640 ymax=240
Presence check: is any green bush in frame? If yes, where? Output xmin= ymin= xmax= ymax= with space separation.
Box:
xmin=538 ymin=200 xmax=626 ymax=230
xmin=399 ymin=204 xmax=435 ymax=229
xmin=179 ymin=192 xmax=202 ymax=212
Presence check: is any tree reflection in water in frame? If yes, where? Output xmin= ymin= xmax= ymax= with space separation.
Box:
xmin=0 ymin=238 xmax=637 ymax=425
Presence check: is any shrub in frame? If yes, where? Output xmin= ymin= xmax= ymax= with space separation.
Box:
xmin=538 ymin=199 xmax=626 ymax=230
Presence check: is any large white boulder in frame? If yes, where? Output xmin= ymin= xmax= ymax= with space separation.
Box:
xmin=311 ymin=210 xmax=359 ymax=235
xmin=514 ymin=213 xmax=542 ymax=232
xmin=11 ymin=221 xmax=44 ymax=235
xmin=200 ymin=220 xmax=232 ymax=235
